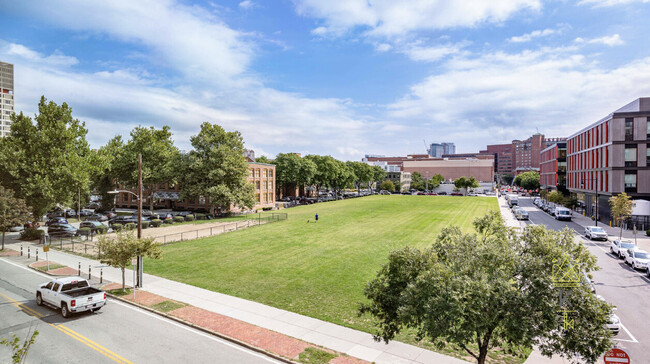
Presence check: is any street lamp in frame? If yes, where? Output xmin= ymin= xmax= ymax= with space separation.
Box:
xmin=580 ymin=175 xmax=598 ymax=227
xmin=107 ymin=154 xmax=143 ymax=287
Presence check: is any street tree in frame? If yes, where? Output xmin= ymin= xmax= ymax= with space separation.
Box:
xmin=97 ymin=232 xmax=161 ymax=292
xmin=410 ymin=172 xmax=426 ymax=191
xmin=430 ymin=173 xmax=444 ymax=189
xmin=179 ymin=123 xmax=255 ymax=213
xmin=454 ymin=176 xmax=480 ymax=195
xmin=547 ymin=191 xmax=564 ymax=204
xmin=93 ymin=136 xmax=125 ymax=211
xmin=513 ymin=171 xmax=540 ymax=190
xmin=330 ymin=160 xmax=355 ymax=198
xmin=275 ymin=153 xmax=316 ymax=198
xmin=114 ymin=126 xmax=180 ymax=212
xmin=360 ymin=212 xmax=613 ymax=364
xmin=370 ymin=166 xmax=387 ymax=192
xmin=609 ymin=193 xmax=633 ymax=241
xmin=0 ymin=97 xmax=94 ymax=218
xmin=0 ymin=186 xmax=31 ymax=250
xmin=305 ymin=155 xmax=338 ymax=201
xmin=347 ymin=161 xmax=373 ymax=196
xmin=379 ymin=180 xmax=395 ymax=192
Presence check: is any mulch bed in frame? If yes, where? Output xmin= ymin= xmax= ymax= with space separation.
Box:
xmin=119 ymin=290 xmax=169 ymax=306
xmin=0 ymin=250 xmax=20 ymax=257
xmin=49 ymin=267 xmax=80 ymax=276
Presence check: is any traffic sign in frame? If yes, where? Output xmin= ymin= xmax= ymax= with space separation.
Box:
xmin=131 ymin=258 xmax=137 ymax=266
xmin=43 ymin=246 xmax=50 ymax=252
xmin=604 ymin=348 xmax=630 ymax=364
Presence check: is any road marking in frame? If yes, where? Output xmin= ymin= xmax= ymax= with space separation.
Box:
xmin=620 ymin=323 xmax=639 ymax=343
xmin=0 ymin=277 xmax=133 ymax=364
xmin=0 ymin=257 xmax=51 ymax=278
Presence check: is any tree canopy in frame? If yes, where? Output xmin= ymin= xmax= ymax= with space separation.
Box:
xmin=0 ymin=186 xmax=31 ymax=250
xmin=514 ymin=171 xmax=540 ymax=190
xmin=98 ymin=232 xmax=161 ymax=292
xmin=609 ymin=193 xmax=633 ymax=241
xmin=254 ymin=156 xmax=274 ymax=164
xmin=360 ymin=212 xmax=613 ymax=364
xmin=453 ymin=176 xmax=480 ymax=195
xmin=379 ymin=180 xmax=395 ymax=192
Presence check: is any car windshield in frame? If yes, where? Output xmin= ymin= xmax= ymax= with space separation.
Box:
xmin=591 ymin=228 xmax=605 ymax=233
xmin=635 ymin=252 xmax=649 ymax=259
xmin=61 ymin=280 xmax=89 ymax=291
xmin=621 ymin=243 xmax=635 ymax=249
xmin=558 ymin=211 xmax=570 ymax=215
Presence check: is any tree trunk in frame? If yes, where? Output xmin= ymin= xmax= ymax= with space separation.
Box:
xmin=477 ymin=345 xmax=489 ymax=364
xmin=620 ymin=221 xmax=624 ymax=243
xmin=121 ymin=267 xmax=126 ymax=292
xmin=2 ymin=230 xmax=5 ymax=250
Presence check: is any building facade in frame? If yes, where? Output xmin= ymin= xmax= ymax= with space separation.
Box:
xmin=540 ymin=142 xmax=567 ymax=192
xmin=0 ymin=61 xmax=14 ymax=137
xmin=427 ymin=143 xmax=444 ymax=158
xmin=482 ymin=135 xmax=565 ymax=175
xmin=480 ymin=143 xmax=514 ymax=175
xmin=567 ymin=98 xmax=650 ymax=222
xmin=442 ymin=142 xmax=456 ymax=155
xmin=402 ymin=158 xmax=494 ymax=182
xmin=386 ymin=171 xmax=411 ymax=191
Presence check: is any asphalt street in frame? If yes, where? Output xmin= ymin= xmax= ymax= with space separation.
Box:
xmin=0 ymin=258 xmax=282 ymax=364
xmin=516 ymin=197 xmax=650 ymax=361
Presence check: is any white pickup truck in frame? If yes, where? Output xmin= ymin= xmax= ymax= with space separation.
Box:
xmin=36 ymin=277 xmax=106 ymax=318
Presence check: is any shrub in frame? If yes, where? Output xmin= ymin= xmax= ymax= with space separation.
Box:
xmin=96 ymin=225 xmax=108 ymax=234
xmin=195 ymin=213 xmax=205 ymax=220
xmin=263 ymin=207 xmax=273 ymax=211
xmin=174 ymin=216 xmax=184 ymax=223
xmin=20 ymin=228 xmax=44 ymax=241
xmin=78 ymin=227 xmax=92 ymax=236
xmin=184 ymin=215 xmax=195 ymax=222
xmin=125 ymin=223 xmax=136 ymax=230
xmin=112 ymin=223 xmax=123 ymax=232
xmin=164 ymin=218 xmax=174 ymax=224
xmin=142 ymin=221 xmax=150 ymax=229
xmin=647 ymin=229 xmax=650 ymax=237
xmin=151 ymin=219 xmax=163 ymax=227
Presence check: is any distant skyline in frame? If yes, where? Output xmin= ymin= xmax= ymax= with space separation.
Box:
xmin=2 ymin=0 xmax=650 ymax=160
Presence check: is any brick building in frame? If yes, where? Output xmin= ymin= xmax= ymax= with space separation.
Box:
xmin=540 ymin=142 xmax=567 ymax=192
xmin=482 ymin=135 xmax=565 ymax=175
xmin=364 ymin=154 xmax=494 ymax=182
xmin=480 ymin=143 xmax=514 ymax=175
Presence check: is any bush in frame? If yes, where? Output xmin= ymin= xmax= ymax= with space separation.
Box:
xmin=112 ymin=223 xmax=123 ymax=232
xmin=96 ymin=225 xmax=108 ymax=234
xmin=263 ymin=207 xmax=273 ymax=211
xmin=184 ymin=214 xmax=195 ymax=222
xmin=174 ymin=216 xmax=184 ymax=223
xmin=195 ymin=213 xmax=205 ymax=220
xmin=151 ymin=219 xmax=163 ymax=227
xmin=20 ymin=228 xmax=44 ymax=241
xmin=164 ymin=218 xmax=174 ymax=224
xmin=647 ymin=229 xmax=650 ymax=237
xmin=142 ymin=221 xmax=150 ymax=229
xmin=78 ymin=227 xmax=92 ymax=236
xmin=125 ymin=223 xmax=136 ymax=230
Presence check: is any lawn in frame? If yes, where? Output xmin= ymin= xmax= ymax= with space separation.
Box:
xmin=145 ymin=196 xmax=497 ymax=333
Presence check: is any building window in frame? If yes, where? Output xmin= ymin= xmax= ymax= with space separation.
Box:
xmin=647 ymin=144 xmax=650 ymax=165
xmin=647 ymin=117 xmax=650 ymax=140
xmin=624 ymin=145 xmax=637 ymax=167
xmin=625 ymin=118 xmax=634 ymax=141
xmin=268 ymin=170 xmax=273 ymax=178
xmin=624 ymin=171 xmax=637 ymax=193
xmin=255 ymin=193 xmax=260 ymax=202
xmin=255 ymin=181 xmax=260 ymax=190
xmin=249 ymin=169 xmax=253 ymax=178
xmin=263 ymin=169 xmax=267 ymax=178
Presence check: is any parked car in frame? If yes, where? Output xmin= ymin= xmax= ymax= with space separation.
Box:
xmin=610 ymin=240 xmax=636 ymax=258
xmin=65 ymin=209 xmax=76 ymax=218
xmin=438 ymin=192 xmax=447 ymax=195
xmin=553 ymin=207 xmax=572 ymax=221
xmin=47 ymin=223 xmax=78 ymax=237
xmin=584 ymin=226 xmax=608 ymax=241
xmin=46 ymin=209 xmax=65 ymax=219
xmin=583 ymin=272 xmax=596 ymax=293
xmin=515 ymin=209 xmax=529 ymax=220
xmin=45 ymin=217 xmax=69 ymax=226
xmin=507 ymin=195 xmax=519 ymax=206
xmin=450 ymin=192 xmax=463 ymax=196
xmin=25 ymin=221 xmax=41 ymax=229
xmin=9 ymin=225 xmax=25 ymax=232
xmin=596 ymin=295 xmax=620 ymax=335
xmin=623 ymin=249 xmax=650 ymax=270
xmin=108 ymin=216 xmax=138 ymax=227
xmin=36 ymin=277 xmax=106 ymax=318
xmin=79 ymin=221 xmax=108 ymax=234
xmin=86 ymin=213 xmax=109 ymax=222
xmin=427 ymin=192 xmax=438 ymax=195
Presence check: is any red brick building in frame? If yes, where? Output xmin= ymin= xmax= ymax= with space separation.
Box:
xmin=540 ymin=142 xmax=567 ymax=192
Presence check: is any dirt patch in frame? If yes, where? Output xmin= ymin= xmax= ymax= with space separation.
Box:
xmin=0 ymin=250 xmax=20 ymax=257
xmin=48 ymin=267 xmax=79 ymax=276
xmin=119 ymin=290 xmax=169 ymax=307
xmin=30 ymin=260 xmax=51 ymax=268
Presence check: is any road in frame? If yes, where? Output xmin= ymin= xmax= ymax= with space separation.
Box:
xmin=0 ymin=258 xmax=282 ymax=364
xmin=516 ymin=197 xmax=650 ymax=361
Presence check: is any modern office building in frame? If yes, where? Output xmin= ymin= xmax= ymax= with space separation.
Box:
xmin=0 ymin=61 xmax=14 ymax=137
xmin=566 ymin=97 xmax=650 ymax=223
xmin=442 ymin=142 xmax=455 ymax=155
xmin=480 ymin=143 xmax=514 ymax=175
xmin=540 ymin=142 xmax=567 ymax=192
xmin=427 ymin=143 xmax=444 ymax=158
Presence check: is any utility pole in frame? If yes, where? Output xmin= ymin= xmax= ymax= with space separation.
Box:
xmin=137 ymin=153 xmax=143 ymax=287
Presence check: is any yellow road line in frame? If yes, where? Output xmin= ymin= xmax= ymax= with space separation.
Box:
xmin=0 ymin=291 xmax=132 ymax=364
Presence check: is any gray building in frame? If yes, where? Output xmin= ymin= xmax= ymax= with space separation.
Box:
xmin=386 ymin=171 xmax=411 ymax=192
xmin=428 ymin=143 xmax=444 ymax=158
xmin=0 ymin=61 xmax=14 ymax=137
xmin=442 ymin=142 xmax=456 ymax=155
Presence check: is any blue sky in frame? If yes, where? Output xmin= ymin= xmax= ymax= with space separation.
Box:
xmin=2 ymin=0 xmax=650 ymax=160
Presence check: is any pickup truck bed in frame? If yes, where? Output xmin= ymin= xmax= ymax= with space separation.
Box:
xmin=65 ymin=287 xmax=103 ymax=298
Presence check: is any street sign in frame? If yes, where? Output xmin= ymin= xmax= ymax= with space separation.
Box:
xmin=604 ymin=348 xmax=630 ymax=364
xmin=43 ymin=246 xmax=49 ymax=252
xmin=131 ymin=258 xmax=137 ymax=266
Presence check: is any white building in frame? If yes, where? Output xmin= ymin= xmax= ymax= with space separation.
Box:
xmin=0 ymin=61 xmax=14 ymax=137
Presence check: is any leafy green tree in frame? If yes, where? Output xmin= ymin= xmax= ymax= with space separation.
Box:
xmin=254 ymin=156 xmax=274 ymax=164
xmin=0 ymin=97 xmax=94 ymax=218
xmin=0 ymin=187 xmax=31 ymax=250
xmin=275 ymin=153 xmax=316 ymax=198
xmin=305 ymin=155 xmax=338 ymax=201
xmin=609 ymin=193 xmax=633 ymax=241
xmin=379 ymin=180 xmax=395 ymax=192
xmin=513 ymin=171 xmax=540 ymax=190
xmin=360 ymin=212 xmax=613 ymax=364
xmin=430 ymin=173 xmax=444 ymax=189
xmin=547 ymin=191 xmax=564 ymax=204
xmin=410 ymin=172 xmax=426 ymax=191
xmin=331 ymin=160 xmax=355 ymax=198
xmin=454 ymin=176 xmax=480 ymax=195
xmin=370 ymin=166 xmax=387 ymax=192
xmin=179 ymin=123 xmax=255 ymax=212
xmin=93 ymin=136 xmax=125 ymax=211
xmin=97 ymin=232 xmax=161 ymax=292
xmin=113 ymin=126 xmax=180 ymax=212
xmin=347 ymin=161 xmax=373 ymax=196
xmin=1 ymin=328 xmax=39 ymax=364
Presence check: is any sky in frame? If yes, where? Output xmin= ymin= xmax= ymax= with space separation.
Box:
xmin=2 ymin=0 xmax=650 ymax=160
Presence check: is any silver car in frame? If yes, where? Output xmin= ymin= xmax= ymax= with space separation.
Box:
xmin=624 ymin=249 xmax=650 ymax=270
xmin=610 ymin=240 xmax=636 ymax=259
xmin=585 ymin=226 xmax=608 ymax=241
xmin=596 ymin=295 xmax=620 ymax=335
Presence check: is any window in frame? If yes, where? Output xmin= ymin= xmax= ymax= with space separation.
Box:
xmin=647 ymin=117 xmax=650 ymax=140
xmin=625 ymin=118 xmax=634 ymax=141
xmin=268 ymin=170 xmax=273 ymax=178
xmin=255 ymin=181 xmax=260 ymax=190
xmin=249 ymin=169 xmax=253 ymax=178
xmin=53 ymin=283 xmax=61 ymax=292
xmin=625 ymin=145 xmax=637 ymax=167
xmin=625 ymin=171 xmax=637 ymax=193
xmin=263 ymin=169 xmax=267 ymax=178
xmin=45 ymin=282 xmax=53 ymax=290
xmin=647 ymin=144 xmax=650 ymax=164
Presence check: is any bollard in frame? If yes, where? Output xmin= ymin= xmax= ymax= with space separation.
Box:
xmin=89 ymin=265 xmax=92 ymax=280
xmin=36 ymin=249 xmax=39 ymax=262
xmin=28 ymin=246 xmax=30 ymax=259
xmin=20 ymin=245 xmax=23 ymax=256
xmin=78 ymin=262 xmax=81 ymax=276
xmin=100 ymin=269 xmax=103 ymax=284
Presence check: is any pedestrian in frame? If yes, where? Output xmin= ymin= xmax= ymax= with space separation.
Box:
xmin=315 ymin=213 xmax=319 ymax=222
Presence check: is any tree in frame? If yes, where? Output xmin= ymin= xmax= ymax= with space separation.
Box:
xmin=454 ymin=176 xmax=480 ymax=195
xmin=113 ymin=126 xmax=180 ymax=212
xmin=513 ymin=171 xmax=540 ymax=190
xmin=179 ymin=123 xmax=254 ymax=212
xmin=0 ymin=187 xmax=31 ymax=250
xmin=379 ymin=180 xmax=395 ymax=192
xmin=547 ymin=191 xmax=564 ymax=204
xmin=1 ymin=328 xmax=39 ymax=364
xmin=0 ymin=96 xmax=94 ymax=218
xmin=93 ymin=136 xmax=125 ymax=211
xmin=347 ymin=161 xmax=373 ymax=195
xmin=254 ymin=156 xmax=274 ymax=164
xmin=410 ymin=172 xmax=426 ymax=191
xmin=97 ymin=232 xmax=161 ymax=292
xmin=360 ymin=212 xmax=613 ymax=364
xmin=370 ymin=166 xmax=387 ymax=192
xmin=609 ymin=193 xmax=633 ymax=242
xmin=430 ymin=174 xmax=444 ymax=189
xmin=275 ymin=153 xmax=315 ymax=198
xmin=305 ymin=155 xmax=338 ymax=201
xmin=330 ymin=160 xmax=355 ymax=198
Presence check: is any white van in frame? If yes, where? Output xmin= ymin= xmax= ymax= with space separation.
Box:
xmin=553 ymin=207 xmax=572 ymax=221
xmin=508 ymin=195 xmax=519 ymax=207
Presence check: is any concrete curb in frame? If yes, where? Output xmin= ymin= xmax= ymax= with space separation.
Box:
xmin=105 ymin=292 xmax=297 ymax=364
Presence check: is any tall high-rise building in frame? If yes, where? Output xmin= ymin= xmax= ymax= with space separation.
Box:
xmin=442 ymin=142 xmax=455 ymax=155
xmin=427 ymin=143 xmax=444 ymax=158
xmin=0 ymin=61 xmax=14 ymax=137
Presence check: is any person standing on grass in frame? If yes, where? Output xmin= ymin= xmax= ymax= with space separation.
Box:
xmin=315 ymin=214 xmax=318 ymax=222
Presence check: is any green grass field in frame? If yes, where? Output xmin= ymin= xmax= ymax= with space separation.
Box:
xmin=144 ymin=196 xmax=497 ymax=332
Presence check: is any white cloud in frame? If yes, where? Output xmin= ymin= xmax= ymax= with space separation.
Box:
xmin=575 ymin=34 xmax=624 ymax=46
xmin=294 ymin=0 xmax=541 ymax=37
xmin=509 ymin=28 xmax=557 ymax=43
xmin=400 ymin=42 xmax=465 ymax=62
xmin=578 ymin=0 xmax=649 ymax=7
xmin=375 ymin=43 xmax=392 ymax=52
xmin=311 ymin=26 xmax=329 ymax=36
xmin=239 ymin=1 xmax=257 ymax=10
xmin=4 ymin=43 xmax=78 ymax=67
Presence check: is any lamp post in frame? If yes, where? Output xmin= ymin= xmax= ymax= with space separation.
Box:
xmin=581 ymin=174 xmax=598 ymax=226
xmin=425 ymin=171 xmax=429 ymax=192
xmin=108 ymin=154 xmax=143 ymax=287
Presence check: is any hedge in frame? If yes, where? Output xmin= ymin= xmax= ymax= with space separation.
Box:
xmin=164 ymin=218 xmax=174 ymax=224
xmin=112 ymin=223 xmax=124 ymax=232
xmin=96 ymin=225 xmax=108 ymax=234
xmin=142 ymin=221 xmax=150 ymax=229
xmin=20 ymin=228 xmax=44 ymax=241
xmin=173 ymin=216 xmax=185 ymax=223
xmin=78 ymin=227 xmax=92 ymax=236
xmin=184 ymin=215 xmax=195 ymax=222
xmin=125 ymin=223 xmax=136 ymax=230
xmin=151 ymin=219 xmax=163 ymax=227
xmin=195 ymin=213 xmax=205 ymax=220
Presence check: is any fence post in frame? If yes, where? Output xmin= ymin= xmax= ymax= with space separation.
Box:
xmin=20 ymin=245 xmax=23 ymax=256
xmin=197 ymin=230 xmax=199 ymax=239
xmin=98 ymin=246 xmax=101 ymax=259
xmin=36 ymin=249 xmax=39 ymax=262
xmin=60 ymin=239 xmax=62 ymax=249
xmin=72 ymin=238 xmax=74 ymax=252
xmin=78 ymin=262 xmax=81 ymax=276
xmin=85 ymin=244 xmax=87 ymax=254
xmin=181 ymin=232 xmax=184 ymax=241
xmin=89 ymin=265 xmax=92 ymax=280
xmin=100 ymin=269 xmax=103 ymax=284
xmin=28 ymin=246 xmax=30 ymax=259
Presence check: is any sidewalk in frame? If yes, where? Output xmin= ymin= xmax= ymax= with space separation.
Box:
xmin=2 ymin=235 xmax=470 ymax=364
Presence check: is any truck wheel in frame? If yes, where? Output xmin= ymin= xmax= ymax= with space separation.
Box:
xmin=36 ymin=293 xmax=43 ymax=306
xmin=61 ymin=303 xmax=70 ymax=318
